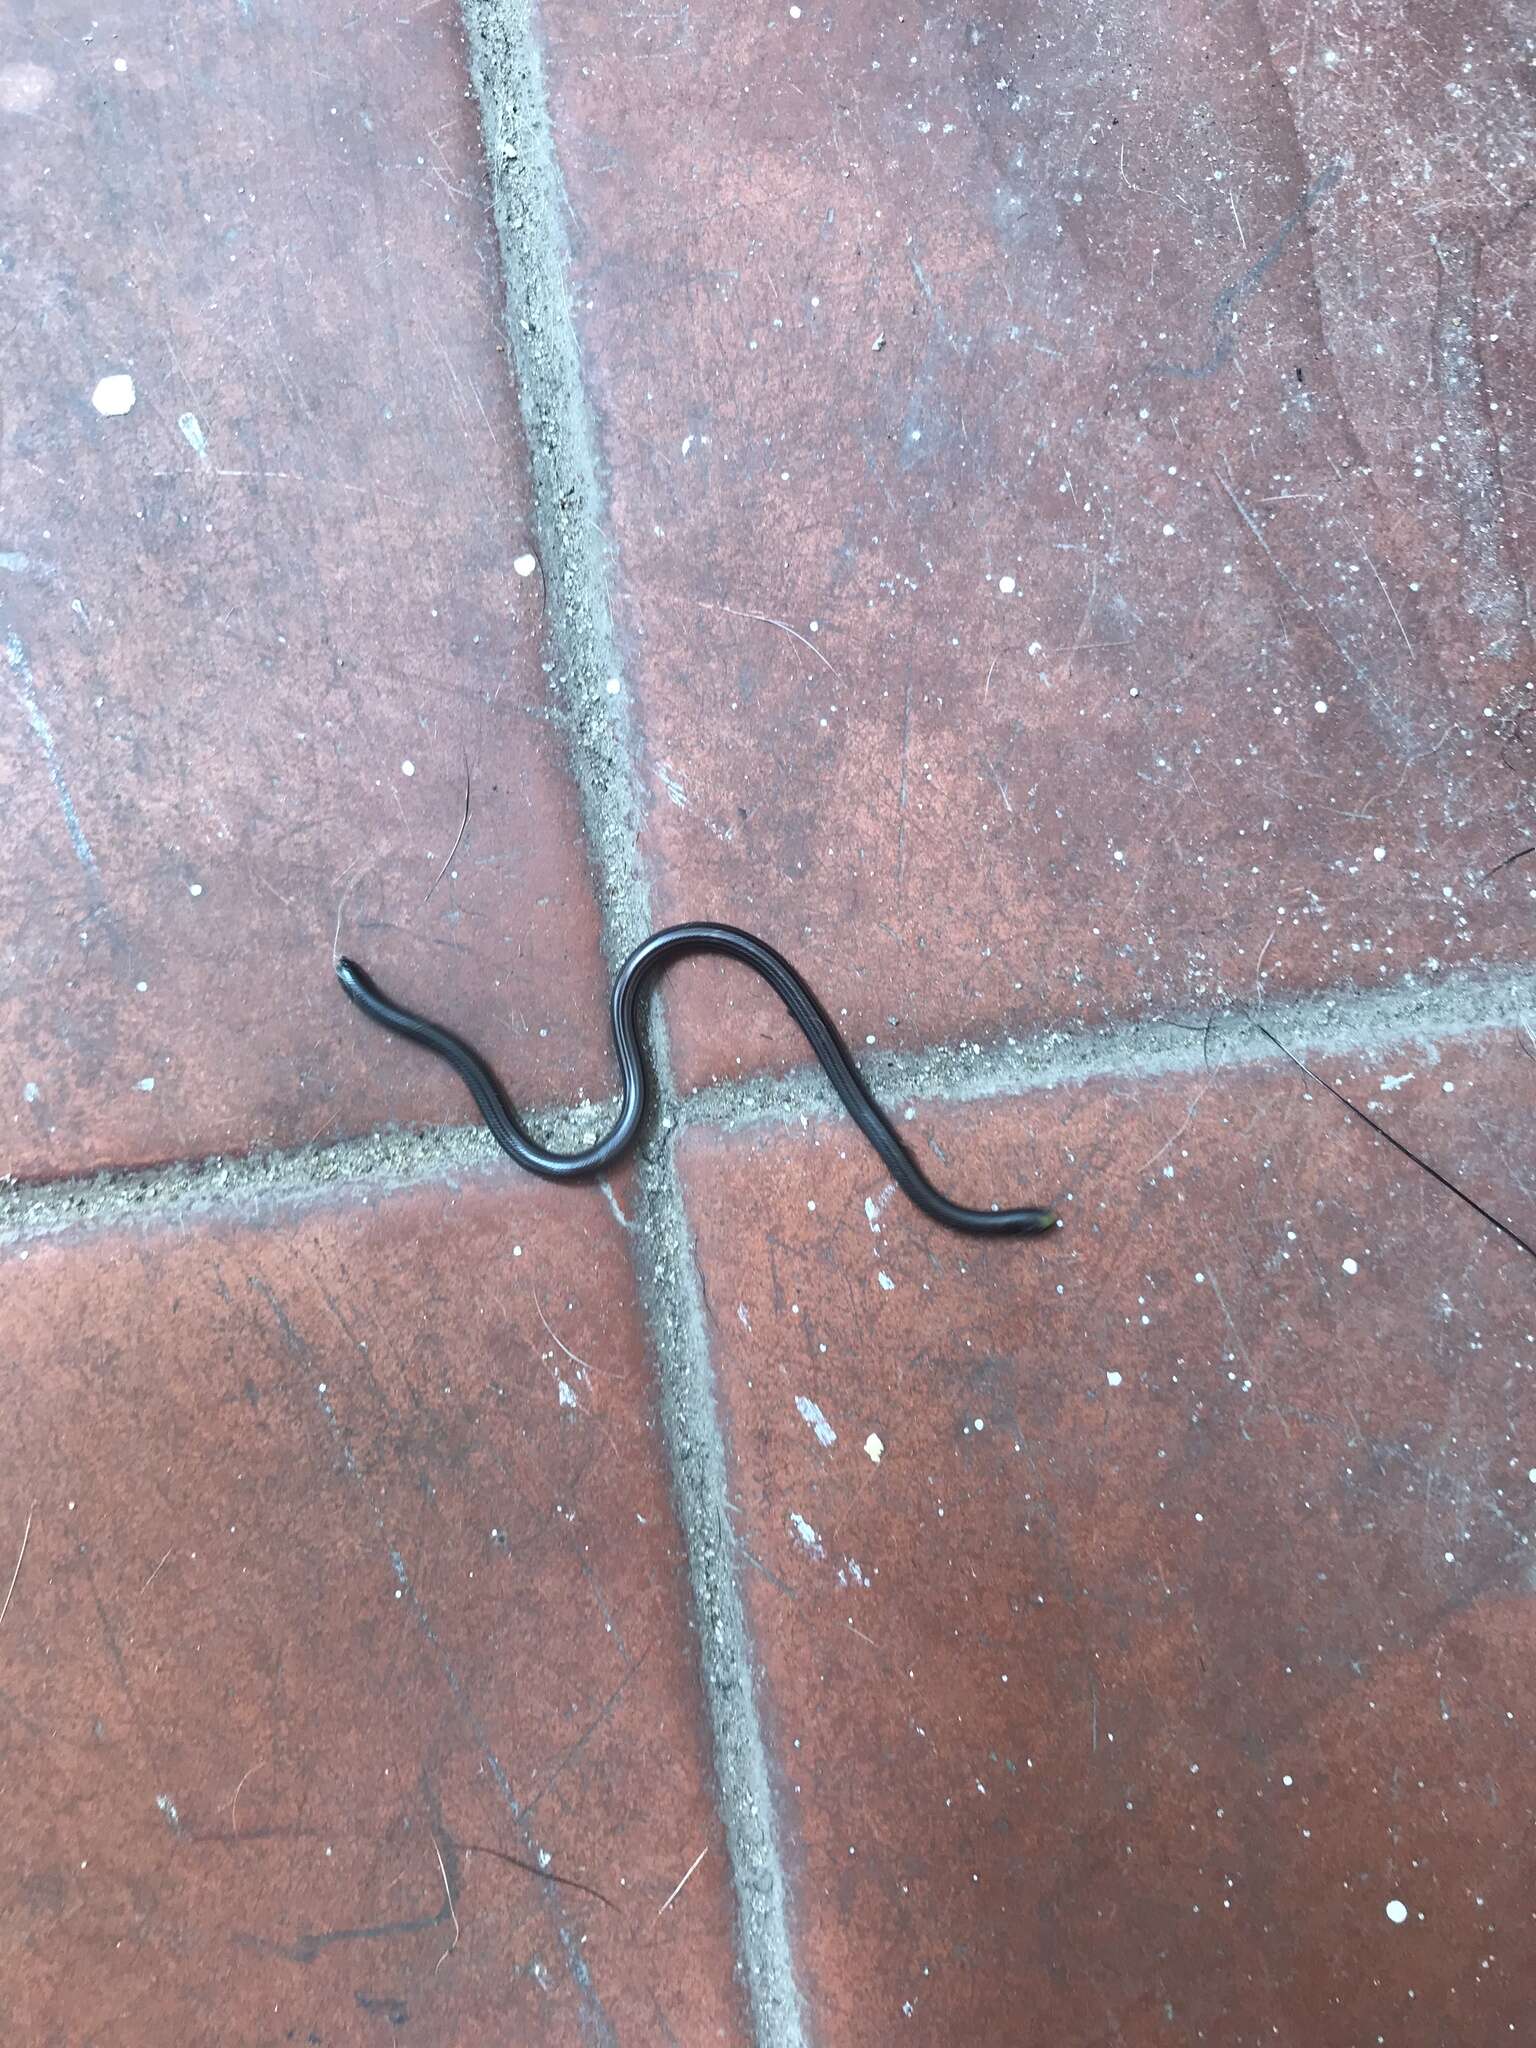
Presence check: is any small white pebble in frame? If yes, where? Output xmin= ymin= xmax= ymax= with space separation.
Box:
xmin=513 ymin=553 xmax=537 ymax=577
xmin=401 ymin=759 xmax=415 ymax=776
xmin=1373 ymin=846 xmax=1386 ymax=862
xmin=1161 ymin=523 xmax=1176 ymax=538
xmin=92 ymin=373 xmax=136 ymax=416
xmin=188 ymin=882 xmax=203 ymax=897
xmin=1105 ymin=1370 xmax=1123 ymax=1388
xmin=113 ymin=55 xmax=128 ymax=71
xmin=864 ymin=1433 xmax=884 ymax=1464
xmin=135 ymin=1077 xmax=155 ymax=1092
xmin=1341 ymin=1257 xmax=1358 ymax=1276
xmin=1314 ymin=699 xmax=1328 ymax=714
xmin=998 ymin=575 xmax=1016 ymax=595
xmin=1442 ymin=1081 xmax=1455 ymax=1094
xmin=606 ymin=677 xmax=622 ymax=694
xmin=1385 ymin=1899 xmax=1408 ymax=1925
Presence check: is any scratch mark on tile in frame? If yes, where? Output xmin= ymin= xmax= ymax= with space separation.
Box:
xmin=1432 ymin=227 xmax=1529 ymax=634
xmin=246 ymin=1275 xmax=615 ymax=2039
xmin=794 ymin=1395 xmax=837 ymax=1447
xmin=5 ymin=630 xmax=99 ymax=881
xmin=1149 ymin=159 xmax=1344 ymax=379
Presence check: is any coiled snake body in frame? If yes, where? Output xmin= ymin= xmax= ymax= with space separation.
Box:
xmin=337 ymin=923 xmax=1056 ymax=1238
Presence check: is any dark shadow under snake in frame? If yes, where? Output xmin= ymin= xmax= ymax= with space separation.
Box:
xmin=337 ymin=923 xmax=1056 ymax=1237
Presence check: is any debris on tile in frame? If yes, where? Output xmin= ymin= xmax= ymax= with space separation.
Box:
xmin=91 ymin=372 xmax=135 ymax=416
xmin=795 ymin=1396 xmax=837 ymax=1447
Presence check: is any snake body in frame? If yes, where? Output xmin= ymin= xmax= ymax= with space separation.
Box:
xmin=336 ymin=923 xmax=1055 ymax=1237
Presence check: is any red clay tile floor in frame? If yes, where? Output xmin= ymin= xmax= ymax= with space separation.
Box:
xmin=3 ymin=2 xmax=1533 ymax=2042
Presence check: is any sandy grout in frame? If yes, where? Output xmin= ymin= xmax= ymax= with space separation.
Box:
xmin=5 ymin=961 xmax=1530 ymax=1250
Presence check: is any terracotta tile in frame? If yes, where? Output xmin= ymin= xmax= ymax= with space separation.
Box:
xmin=539 ymin=0 xmax=1535 ymax=1088
xmin=677 ymin=1035 xmax=1536 ymax=2042
xmin=0 ymin=1177 xmax=744 ymax=2044
xmin=0 ymin=0 xmax=609 ymax=1180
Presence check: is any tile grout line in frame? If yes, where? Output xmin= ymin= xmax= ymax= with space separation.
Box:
xmin=456 ymin=3 xmax=805 ymax=2042
xmin=687 ymin=963 xmax=1536 ymax=1136
xmin=4 ymin=960 xmax=1532 ymax=1246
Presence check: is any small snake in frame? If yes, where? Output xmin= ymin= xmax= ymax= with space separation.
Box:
xmin=336 ymin=923 xmax=1056 ymax=1237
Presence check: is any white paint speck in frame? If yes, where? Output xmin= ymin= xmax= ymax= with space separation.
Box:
xmin=22 ymin=1081 xmax=40 ymax=1103
xmin=606 ymin=677 xmax=622 ymax=694
xmin=789 ymin=1512 xmax=823 ymax=1557
xmin=877 ymin=1271 xmax=895 ymax=1291
xmin=1381 ymin=1073 xmax=1414 ymax=1091
xmin=1385 ymin=1898 xmax=1408 ymax=1924
xmin=178 ymin=413 xmax=208 ymax=457
xmin=795 ymin=1396 xmax=837 ymax=1448
xmin=864 ymin=1432 xmax=884 ymax=1464
xmin=513 ymin=553 xmax=537 ymax=577
xmin=135 ymin=1077 xmax=155 ymax=1093
xmin=1105 ymin=1370 xmax=1123 ymax=1388
xmin=557 ymin=1378 xmax=577 ymax=1409
xmin=1162 ymin=523 xmax=1176 ymax=538
xmin=401 ymin=759 xmax=415 ymax=776
xmin=113 ymin=55 xmax=128 ymax=72
xmin=1341 ymin=1257 xmax=1359 ymax=1276
xmin=92 ymin=373 xmax=136 ymax=416
xmin=997 ymin=574 xmax=1016 ymax=595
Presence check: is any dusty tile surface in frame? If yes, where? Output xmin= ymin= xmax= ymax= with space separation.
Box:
xmin=677 ymin=1032 xmax=1536 ymax=2043
xmin=0 ymin=1177 xmax=745 ymax=2045
xmin=539 ymin=0 xmax=1535 ymax=1088
xmin=0 ymin=0 xmax=611 ymax=1181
